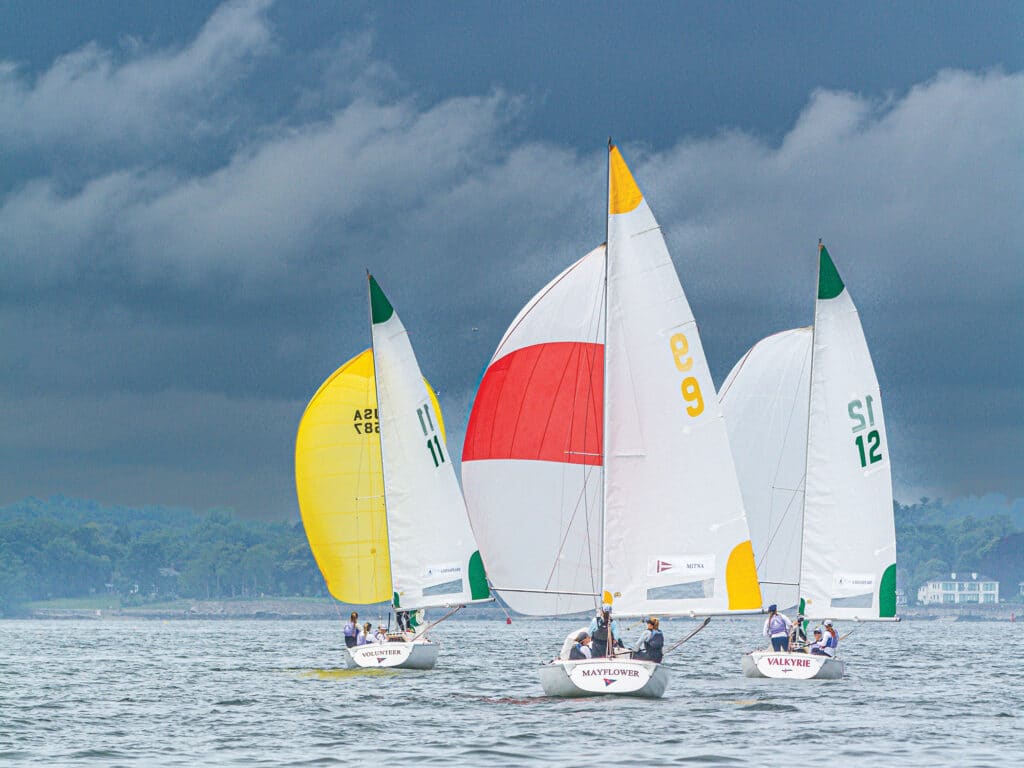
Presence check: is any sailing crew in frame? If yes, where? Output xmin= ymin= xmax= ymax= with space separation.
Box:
xmin=809 ymin=628 xmax=835 ymax=657
xmin=589 ymin=605 xmax=622 ymax=658
xmin=763 ymin=604 xmax=793 ymax=652
xmin=343 ymin=612 xmax=360 ymax=648
xmin=633 ymin=617 xmax=665 ymax=663
xmin=569 ymin=632 xmax=592 ymax=660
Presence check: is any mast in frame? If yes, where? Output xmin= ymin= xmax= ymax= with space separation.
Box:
xmin=795 ymin=241 xmax=821 ymax=622
xmin=599 ymin=139 xmax=612 ymax=612
xmin=367 ymin=271 xmax=397 ymax=611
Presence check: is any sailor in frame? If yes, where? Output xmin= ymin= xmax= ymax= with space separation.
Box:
xmin=763 ymin=604 xmax=793 ymax=652
xmin=374 ymin=625 xmax=389 ymax=644
xmin=343 ymin=611 xmax=360 ymax=648
xmin=396 ymin=610 xmax=410 ymax=632
xmin=569 ymin=632 xmax=592 ymax=660
xmin=790 ymin=614 xmax=807 ymax=648
xmin=809 ymin=628 xmax=834 ymax=657
xmin=823 ymin=620 xmax=839 ymax=652
xmin=588 ymin=605 xmax=621 ymax=658
xmin=633 ymin=617 xmax=665 ymax=663
xmin=356 ymin=622 xmax=373 ymax=645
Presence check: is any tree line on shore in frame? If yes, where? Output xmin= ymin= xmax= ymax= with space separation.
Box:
xmin=0 ymin=495 xmax=1020 ymax=616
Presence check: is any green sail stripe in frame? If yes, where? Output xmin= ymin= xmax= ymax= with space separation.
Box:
xmin=468 ymin=550 xmax=490 ymax=600
xmin=879 ymin=563 xmax=897 ymax=618
xmin=392 ymin=591 xmax=400 ymax=609
xmin=369 ymin=275 xmax=394 ymax=324
xmin=817 ymin=244 xmax=845 ymax=300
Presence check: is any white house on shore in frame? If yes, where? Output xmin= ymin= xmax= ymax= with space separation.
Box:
xmin=917 ymin=572 xmax=999 ymax=605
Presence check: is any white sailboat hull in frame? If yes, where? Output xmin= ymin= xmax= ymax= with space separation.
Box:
xmin=344 ymin=640 xmax=439 ymax=670
xmin=741 ymin=650 xmax=845 ymax=680
xmin=540 ymin=657 xmax=669 ymax=698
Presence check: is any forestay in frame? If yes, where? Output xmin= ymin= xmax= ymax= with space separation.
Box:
xmin=719 ymin=328 xmax=813 ymax=611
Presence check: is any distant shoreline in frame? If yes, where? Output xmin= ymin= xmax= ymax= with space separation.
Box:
xmin=8 ymin=597 xmax=1022 ymax=622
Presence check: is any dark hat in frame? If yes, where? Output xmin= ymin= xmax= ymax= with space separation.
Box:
xmin=813 ymin=628 xmax=823 ymax=634
xmin=576 ymin=631 xmax=589 ymax=642
xmin=768 ymin=604 xmax=778 ymax=612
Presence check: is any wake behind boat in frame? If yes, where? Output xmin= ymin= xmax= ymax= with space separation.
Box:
xmin=462 ymin=142 xmax=763 ymax=698
xmin=722 ymin=243 xmax=898 ymax=680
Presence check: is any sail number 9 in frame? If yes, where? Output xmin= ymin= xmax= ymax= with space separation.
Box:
xmin=416 ymin=404 xmax=446 ymax=468
xmin=848 ymin=396 xmax=883 ymax=468
xmin=669 ymin=333 xmax=704 ymax=417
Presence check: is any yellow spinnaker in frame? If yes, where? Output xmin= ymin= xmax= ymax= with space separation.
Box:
xmin=295 ymin=348 xmax=447 ymax=605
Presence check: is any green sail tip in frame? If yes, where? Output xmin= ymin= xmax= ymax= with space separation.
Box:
xmin=368 ymin=275 xmax=394 ymax=324
xmin=817 ymin=243 xmax=845 ymax=300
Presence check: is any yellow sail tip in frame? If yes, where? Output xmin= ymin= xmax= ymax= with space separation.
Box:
xmin=608 ymin=143 xmax=643 ymax=215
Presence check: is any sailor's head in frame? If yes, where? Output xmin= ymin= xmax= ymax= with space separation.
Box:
xmin=647 ymin=617 xmax=659 ymax=629
xmin=824 ymin=620 xmax=833 ymax=628
xmin=601 ymin=603 xmax=612 ymax=615
xmin=350 ymin=612 xmax=358 ymax=621
xmin=363 ymin=622 xmax=371 ymax=632
xmin=768 ymin=604 xmax=778 ymax=614
xmin=576 ymin=631 xmax=590 ymax=644
xmin=813 ymin=628 xmax=823 ymax=636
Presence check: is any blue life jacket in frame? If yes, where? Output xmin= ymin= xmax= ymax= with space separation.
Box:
xmin=646 ymin=629 xmax=664 ymax=661
xmin=569 ymin=643 xmax=587 ymax=660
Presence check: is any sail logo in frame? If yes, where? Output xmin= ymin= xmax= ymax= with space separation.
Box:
xmin=649 ymin=554 xmax=714 ymax=578
xmin=424 ymin=562 xmax=462 ymax=579
xmin=603 ymin=678 xmax=617 ymax=686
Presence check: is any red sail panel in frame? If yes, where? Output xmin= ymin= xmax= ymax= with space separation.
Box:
xmin=463 ymin=342 xmax=603 ymax=465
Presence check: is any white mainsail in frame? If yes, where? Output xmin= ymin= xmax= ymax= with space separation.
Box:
xmin=719 ymin=328 xmax=812 ymax=611
xmin=462 ymin=144 xmax=762 ymax=618
xmin=369 ymin=275 xmax=490 ymax=611
xmin=721 ymin=245 xmax=896 ymax=621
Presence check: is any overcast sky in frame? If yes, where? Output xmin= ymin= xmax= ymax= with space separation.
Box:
xmin=1 ymin=0 xmax=1021 ymax=518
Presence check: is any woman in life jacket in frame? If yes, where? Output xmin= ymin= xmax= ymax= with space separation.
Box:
xmin=588 ymin=605 xmax=621 ymax=658
xmin=633 ymin=617 xmax=665 ymax=663
xmin=568 ymin=632 xmax=592 ymax=660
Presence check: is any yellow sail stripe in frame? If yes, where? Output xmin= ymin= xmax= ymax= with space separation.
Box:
xmin=726 ymin=540 xmax=763 ymax=610
xmin=608 ymin=143 xmax=643 ymax=215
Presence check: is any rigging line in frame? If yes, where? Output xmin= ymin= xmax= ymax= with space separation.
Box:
xmin=493 ymin=254 xmax=594 ymax=360
xmin=543 ymin=461 xmax=598 ymax=591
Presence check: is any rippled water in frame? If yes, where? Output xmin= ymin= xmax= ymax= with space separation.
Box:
xmin=0 ymin=618 xmax=1019 ymax=766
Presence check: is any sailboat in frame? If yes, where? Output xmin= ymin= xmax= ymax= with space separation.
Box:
xmin=461 ymin=142 xmax=763 ymax=698
xmin=294 ymin=274 xmax=491 ymax=670
xmin=720 ymin=243 xmax=898 ymax=680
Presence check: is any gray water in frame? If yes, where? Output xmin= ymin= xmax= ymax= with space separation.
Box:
xmin=0 ymin=618 xmax=1019 ymax=766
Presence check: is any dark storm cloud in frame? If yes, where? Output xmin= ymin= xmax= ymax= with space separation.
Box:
xmin=1 ymin=1 xmax=1020 ymax=516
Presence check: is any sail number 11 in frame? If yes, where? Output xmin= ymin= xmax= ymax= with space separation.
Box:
xmin=669 ymin=333 xmax=704 ymax=417
xmin=416 ymin=405 xmax=446 ymax=467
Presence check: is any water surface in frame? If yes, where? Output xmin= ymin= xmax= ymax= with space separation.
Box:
xmin=0 ymin=618 xmax=1018 ymax=766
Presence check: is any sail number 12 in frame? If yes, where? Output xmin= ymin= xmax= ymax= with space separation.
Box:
xmin=669 ymin=333 xmax=704 ymax=417
xmin=416 ymin=404 xmax=446 ymax=467
xmin=848 ymin=396 xmax=883 ymax=468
